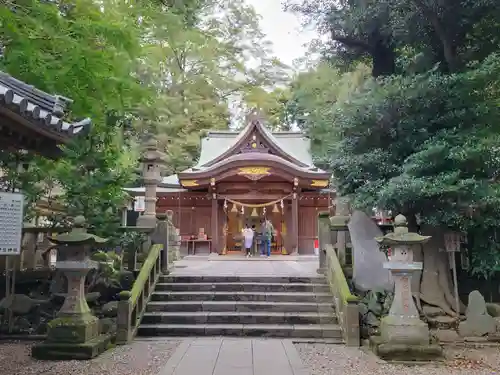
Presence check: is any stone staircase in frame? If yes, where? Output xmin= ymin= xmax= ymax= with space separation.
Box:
xmin=137 ymin=275 xmax=343 ymax=339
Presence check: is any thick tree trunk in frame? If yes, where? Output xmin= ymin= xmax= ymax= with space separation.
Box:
xmin=412 ymin=0 xmax=460 ymax=72
xmin=419 ymin=225 xmax=466 ymax=316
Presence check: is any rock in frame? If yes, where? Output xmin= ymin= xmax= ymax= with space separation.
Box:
xmin=434 ymin=329 xmax=462 ymax=343
xmin=358 ymin=302 xmax=368 ymax=316
xmin=464 ymin=336 xmax=489 ymax=342
xmin=382 ymin=293 xmax=393 ymax=314
xmin=0 ymin=294 xmax=37 ymax=315
xmin=458 ymin=290 xmax=496 ymax=337
xmin=85 ymin=292 xmax=101 ymax=304
xmin=99 ymin=317 xmax=117 ymax=334
xmin=102 ymin=301 xmax=118 ymax=317
xmin=366 ymin=291 xmax=383 ymax=316
xmin=486 ymin=303 xmax=500 ymax=317
xmin=365 ymin=312 xmax=381 ymax=327
xmin=494 ymin=317 xmax=500 ymax=330
xmin=422 ymin=305 xmax=444 ymax=317
xmin=118 ymin=270 xmax=135 ymax=290
xmin=427 ymin=315 xmax=456 ymax=329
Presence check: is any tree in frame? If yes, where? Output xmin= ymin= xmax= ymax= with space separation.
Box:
xmin=0 ymin=0 xmax=149 ymax=233
xmin=284 ymin=0 xmax=500 ymax=313
xmin=287 ymin=0 xmax=500 ymax=76
xmin=135 ymin=0 xmax=288 ymax=172
xmin=278 ymin=62 xmax=370 ymax=168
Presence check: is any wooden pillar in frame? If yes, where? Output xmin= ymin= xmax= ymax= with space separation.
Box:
xmin=211 ymin=193 xmax=218 ymax=253
xmin=291 ymin=192 xmax=299 ymax=255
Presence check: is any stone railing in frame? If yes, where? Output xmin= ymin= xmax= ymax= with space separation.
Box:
xmin=325 ymin=243 xmax=360 ymax=346
xmin=115 ymin=243 xmax=163 ymax=344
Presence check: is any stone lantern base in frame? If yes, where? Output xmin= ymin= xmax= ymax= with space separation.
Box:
xmin=369 ymin=335 xmax=443 ymax=362
xmin=31 ymin=313 xmax=112 ymax=360
xmin=380 ymin=315 xmax=430 ymax=345
xmin=369 ymin=316 xmax=443 ymax=362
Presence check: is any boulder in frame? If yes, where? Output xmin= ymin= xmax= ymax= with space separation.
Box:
xmin=458 ymin=291 xmax=496 ymax=337
xmin=102 ymin=301 xmax=118 ymax=317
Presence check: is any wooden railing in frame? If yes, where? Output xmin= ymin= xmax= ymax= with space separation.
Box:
xmin=325 ymin=243 xmax=360 ymax=346
xmin=116 ymin=243 xmax=163 ymax=344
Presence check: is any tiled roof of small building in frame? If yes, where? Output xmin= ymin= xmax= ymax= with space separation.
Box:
xmin=0 ymin=71 xmax=91 ymax=138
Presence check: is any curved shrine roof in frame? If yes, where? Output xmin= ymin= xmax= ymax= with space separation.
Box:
xmin=125 ymin=114 xmax=331 ymax=195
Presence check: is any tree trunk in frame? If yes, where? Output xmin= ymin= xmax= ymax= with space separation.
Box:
xmin=412 ymin=0 xmax=460 ymax=72
xmin=419 ymin=225 xmax=466 ymax=316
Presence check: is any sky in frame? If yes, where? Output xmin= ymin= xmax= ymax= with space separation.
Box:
xmin=244 ymin=0 xmax=318 ymax=68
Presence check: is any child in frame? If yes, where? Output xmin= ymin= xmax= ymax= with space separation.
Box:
xmin=242 ymin=224 xmax=254 ymax=258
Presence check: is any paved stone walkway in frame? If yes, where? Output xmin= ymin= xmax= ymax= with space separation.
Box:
xmin=171 ymin=256 xmax=319 ymax=277
xmin=158 ymin=338 xmax=308 ymax=375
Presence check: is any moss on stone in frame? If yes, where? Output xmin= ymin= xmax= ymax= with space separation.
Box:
xmin=31 ymin=334 xmax=112 ymax=360
xmin=369 ymin=335 xmax=443 ymax=362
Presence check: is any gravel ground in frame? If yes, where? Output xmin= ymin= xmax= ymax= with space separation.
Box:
xmin=295 ymin=343 xmax=499 ymax=375
xmin=0 ymin=339 xmax=181 ymax=375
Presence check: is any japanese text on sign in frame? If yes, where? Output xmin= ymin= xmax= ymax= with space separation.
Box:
xmin=0 ymin=192 xmax=24 ymax=256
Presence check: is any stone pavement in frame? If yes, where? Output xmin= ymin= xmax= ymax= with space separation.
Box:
xmin=158 ymin=338 xmax=308 ymax=375
xmin=171 ymin=256 xmax=319 ymax=278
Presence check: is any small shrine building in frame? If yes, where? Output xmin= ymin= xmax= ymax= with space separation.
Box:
xmin=127 ymin=115 xmax=334 ymax=255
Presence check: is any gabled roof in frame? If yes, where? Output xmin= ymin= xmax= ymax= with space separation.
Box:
xmin=196 ymin=118 xmax=311 ymax=168
xmin=125 ymin=115 xmax=330 ymax=195
xmin=0 ymin=71 xmax=91 ymax=141
xmin=196 ymin=129 xmax=314 ymax=168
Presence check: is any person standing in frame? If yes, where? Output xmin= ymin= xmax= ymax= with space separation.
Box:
xmin=242 ymin=224 xmax=254 ymax=258
xmin=261 ymin=218 xmax=274 ymax=257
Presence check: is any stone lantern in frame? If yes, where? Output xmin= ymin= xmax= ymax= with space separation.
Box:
xmin=372 ymin=214 xmax=442 ymax=360
xmin=137 ymin=139 xmax=163 ymax=228
xmin=32 ymin=216 xmax=111 ymax=360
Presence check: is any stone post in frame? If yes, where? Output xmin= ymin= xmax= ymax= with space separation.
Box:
xmin=333 ymin=196 xmax=350 ymax=266
xmin=166 ymin=210 xmax=180 ymax=262
xmin=31 ymin=216 xmax=111 ymax=360
xmin=153 ymin=212 xmax=169 ymax=273
xmin=371 ymin=214 xmax=442 ymax=360
xmin=317 ymin=212 xmax=330 ymax=274
xmin=137 ymin=139 xmax=163 ymax=228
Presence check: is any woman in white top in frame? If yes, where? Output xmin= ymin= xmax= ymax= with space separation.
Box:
xmin=242 ymin=224 xmax=254 ymax=257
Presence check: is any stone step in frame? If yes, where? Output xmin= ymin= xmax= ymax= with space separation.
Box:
xmin=146 ymin=301 xmax=335 ymax=313
xmin=151 ymin=291 xmax=332 ymax=303
xmin=142 ymin=311 xmax=338 ymax=325
xmin=137 ymin=323 xmax=342 ymax=338
xmin=159 ymin=275 xmax=327 ymax=284
xmin=156 ymin=282 xmax=330 ymax=293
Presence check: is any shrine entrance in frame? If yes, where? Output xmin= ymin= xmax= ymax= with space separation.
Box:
xmin=134 ymin=113 xmax=333 ymax=255
xmin=224 ymin=202 xmax=285 ymax=255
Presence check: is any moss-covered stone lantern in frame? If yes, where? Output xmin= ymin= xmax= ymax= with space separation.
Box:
xmin=370 ymin=214 xmax=442 ymax=361
xmin=31 ymin=216 xmax=111 ymax=360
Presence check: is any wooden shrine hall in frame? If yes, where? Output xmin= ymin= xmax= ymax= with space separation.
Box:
xmin=127 ymin=115 xmax=333 ymax=255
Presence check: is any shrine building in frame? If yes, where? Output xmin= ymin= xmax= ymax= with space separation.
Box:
xmin=127 ymin=115 xmax=333 ymax=255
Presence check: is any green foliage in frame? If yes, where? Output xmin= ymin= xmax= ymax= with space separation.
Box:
xmin=0 ymin=0 xmax=285 ymax=235
xmin=0 ymin=0 xmax=148 ymax=122
xmin=135 ymin=0 xmax=288 ymax=172
xmin=54 ymin=119 xmax=137 ymax=241
xmin=0 ymin=151 xmax=48 ymax=221
xmin=285 ymin=0 xmax=500 ymax=277
xmin=285 ymin=63 xmax=371 ymax=167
